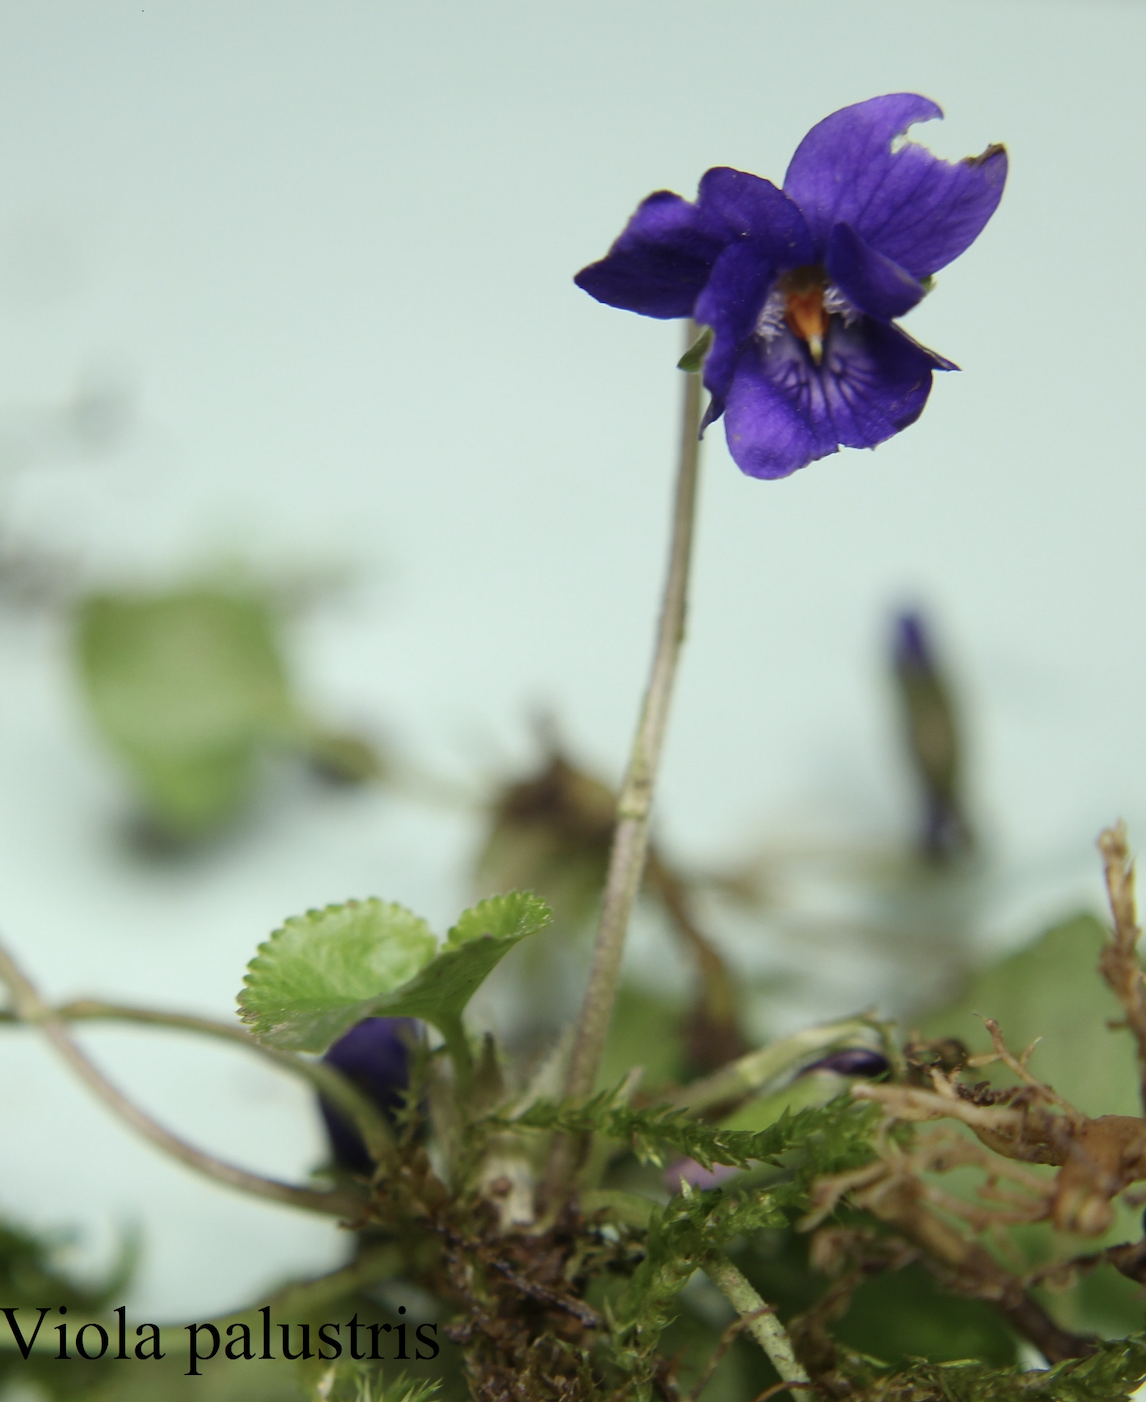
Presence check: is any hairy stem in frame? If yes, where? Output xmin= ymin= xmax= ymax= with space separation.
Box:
xmin=0 ymin=941 xmax=368 ymax=1219
xmin=0 ymin=996 xmax=395 ymax=1164
xmin=705 ymin=1254 xmax=810 ymax=1397
xmin=545 ymin=326 xmax=703 ymax=1196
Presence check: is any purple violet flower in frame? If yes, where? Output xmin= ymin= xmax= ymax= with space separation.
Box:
xmin=575 ymin=94 xmax=1006 ymax=480
xmin=320 ymin=1017 xmax=416 ymax=1175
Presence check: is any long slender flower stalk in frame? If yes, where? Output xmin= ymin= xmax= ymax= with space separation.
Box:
xmin=0 ymin=996 xmax=396 ymax=1161
xmin=0 ymin=939 xmax=367 ymax=1218
xmin=545 ymin=326 xmax=704 ymax=1196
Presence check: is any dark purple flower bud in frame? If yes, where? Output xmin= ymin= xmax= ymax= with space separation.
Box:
xmin=890 ymin=610 xmax=972 ymax=860
xmin=575 ymin=94 xmax=1006 ymax=480
xmin=893 ymin=611 xmax=932 ymax=672
xmin=319 ymin=1017 xmax=416 ymax=1175
xmin=801 ymin=1046 xmax=890 ymax=1079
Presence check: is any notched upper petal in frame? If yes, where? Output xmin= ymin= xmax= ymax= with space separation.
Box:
xmin=574 ymin=190 xmax=727 ymax=319
xmin=826 ymin=223 xmax=924 ymax=321
xmin=784 ymin=93 xmax=1007 ymax=279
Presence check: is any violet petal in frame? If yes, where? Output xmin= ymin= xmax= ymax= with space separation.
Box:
xmin=784 ymin=93 xmax=1007 ymax=279
xmin=695 ymin=242 xmax=775 ymax=404
xmin=697 ymin=167 xmax=813 ymax=265
xmin=574 ymin=190 xmax=727 ymax=319
xmin=826 ymin=222 xmax=924 ymax=321
xmin=724 ymin=319 xmax=954 ymax=478
xmin=822 ymin=319 xmax=954 ymax=449
xmin=320 ymin=1016 xmax=415 ymax=1175
xmin=722 ymin=331 xmax=840 ymax=479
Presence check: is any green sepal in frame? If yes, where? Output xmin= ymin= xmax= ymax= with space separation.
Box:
xmin=238 ymin=892 xmax=551 ymax=1052
xmin=677 ymin=324 xmax=713 ymax=373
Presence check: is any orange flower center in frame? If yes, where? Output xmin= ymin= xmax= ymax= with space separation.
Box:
xmin=781 ymin=267 xmax=829 ymax=363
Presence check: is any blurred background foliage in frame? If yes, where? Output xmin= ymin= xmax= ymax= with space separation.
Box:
xmin=74 ymin=584 xmax=383 ymax=840
xmin=0 ymin=6 xmax=1144 ymax=1397
xmin=6 ymin=588 xmax=1144 ymax=1401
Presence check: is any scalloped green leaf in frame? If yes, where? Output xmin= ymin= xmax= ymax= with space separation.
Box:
xmin=238 ymin=892 xmax=551 ymax=1053
xmin=238 ymin=901 xmax=437 ymax=1051
xmin=387 ymin=892 xmax=553 ymax=1028
xmin=446 ymin=891 xmax=551 ymax=948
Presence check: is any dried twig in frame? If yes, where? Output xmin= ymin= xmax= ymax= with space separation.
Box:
xmin=972 ymin=1017 xmax=1078 ymax=1114
xmin=1098 ymin=823 xmax=1146 ymax=1114
xmin=812 ymin=1152 xmax=1093 ymax=1361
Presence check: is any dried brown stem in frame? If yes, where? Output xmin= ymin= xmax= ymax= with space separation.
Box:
xmin=974 ymin=1016 xmax=1078 ymax=1113
xmin=1098 ymin=822 xmax=1146 ymax=1114
xmin=839 ymin=1173 xmax=1094 ymax=1362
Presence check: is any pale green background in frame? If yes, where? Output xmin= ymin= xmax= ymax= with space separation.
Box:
xmin=0 ymin=0 xmax=1140 ymax=1321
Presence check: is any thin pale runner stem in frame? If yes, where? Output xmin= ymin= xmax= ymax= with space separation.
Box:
xmin=0 ymin=996 xmax=396 ymax=1165
xmin=705 ymin=1254 xmax=811 ymax=1398
xmin=544 ymin=326 xmax=703 ymax=1196
xmin=0 ymin=941 xmax=368 ymax=1219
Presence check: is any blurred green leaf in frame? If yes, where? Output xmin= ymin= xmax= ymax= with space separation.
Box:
xmin=921 ymin=913 xmax=1137 ymax=1117
xmin=76 ymin=588 xmax=296 ymax=835
xmin=720 ymin=1071 xmax=854 ymax=1133
xmin=919 ymin=912 xmax=1146 ymax=1338
xmin=238 ymin=901 xmax=436 ymax=1051
xmin=0 ymin=1211 xmax=136 ymax=1397
xmin=739 ymin=1228 xmax=1016 ymax=1369
xmin=239 ymin=893 xmax=550 ymax=1052
xmin=596 ymin=985 xmax=687 ymax=1094
xmin=837 ymin=1259 xmax=1016 ymax=1366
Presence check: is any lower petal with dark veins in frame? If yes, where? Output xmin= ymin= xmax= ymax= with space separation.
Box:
xmin=722 ymin=319 xmax=953 ymax=478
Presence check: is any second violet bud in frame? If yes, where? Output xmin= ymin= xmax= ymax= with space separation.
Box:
xmin=319 ymin=1016 xmax=417 ymax=1175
